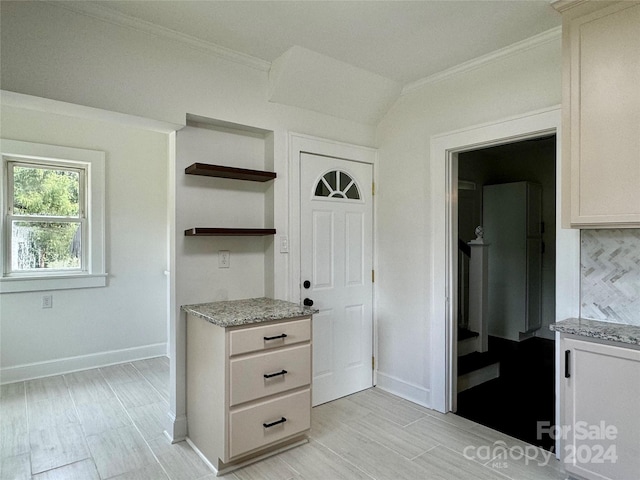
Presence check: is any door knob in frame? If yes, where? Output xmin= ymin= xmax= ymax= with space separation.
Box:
xmin=303 ymin=298 xmax=314 ymax=307
xmin=303 ymin=280 xmax=311 ymax=289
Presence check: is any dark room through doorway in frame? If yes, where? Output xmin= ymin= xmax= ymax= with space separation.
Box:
xmin=454 ymin=135 xmax=557 ymax=451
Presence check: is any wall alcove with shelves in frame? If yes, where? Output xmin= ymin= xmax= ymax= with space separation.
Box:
xmin=175 ymin=114 xmax=277 ymax=304
xmin=183 ymin=162 xmax=277 ymax=237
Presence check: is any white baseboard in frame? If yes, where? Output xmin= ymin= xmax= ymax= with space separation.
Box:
xmin=165 ymin=411 xmax=188 ymax=444
xmin=375 ymin=371 xmax=431 ymax=409
xmin=186 ymin=436 xmax=309 ymax=477
xmin=0 ymin=342 xmax=167 ymax=384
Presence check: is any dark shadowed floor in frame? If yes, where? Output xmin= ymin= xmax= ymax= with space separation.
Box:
xmin=456 ymin=336 xmax=556 ymax=452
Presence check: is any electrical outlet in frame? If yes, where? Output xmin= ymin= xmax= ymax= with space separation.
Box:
xmin=42 ymin=294 xmax=53 ymax=309
xmin=218 ymin=250 xmax=230 ymax=268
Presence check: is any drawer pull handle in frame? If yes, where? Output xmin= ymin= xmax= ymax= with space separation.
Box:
xmin=264 ymin=333 xmax=287 ymax=341
xmin=264 ymin=369 xmax=288 ymax=379
xmin=565 ymin=350 xmax=571 ymax=378
xmin=263 ymin=417 xmax=287 ymax=428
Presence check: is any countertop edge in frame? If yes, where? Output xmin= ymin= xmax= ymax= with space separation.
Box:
xmin=181 ymin=297 xmax=318 ymax=328
xmin=550 ymin=318 xmax=640 ymax=346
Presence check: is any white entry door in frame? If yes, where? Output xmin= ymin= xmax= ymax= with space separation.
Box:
xmin=300 ymin=152 xmax=373 ymax=406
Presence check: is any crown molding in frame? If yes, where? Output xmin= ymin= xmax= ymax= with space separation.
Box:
xmin=46 ymin=1 xmax=561 ymax=101
xmin=551 ymin=0 xmax=590 ymax=13
xmin=50 ymin=1 xmax=272 ymax=73
xmin=401 ymin=26 xmax=562 ymax=96
xmin=1 ymin=90 xmax=183 ymax=133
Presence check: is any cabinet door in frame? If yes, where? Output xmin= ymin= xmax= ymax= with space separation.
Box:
xmin=561 ymin=337 xmax=640 ymax=480
xmin=569 ymin=3 xmax=640 ymax=226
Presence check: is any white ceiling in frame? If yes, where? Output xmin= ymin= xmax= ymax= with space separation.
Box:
xmin=85 ymin=0 xmax=561 ymax=86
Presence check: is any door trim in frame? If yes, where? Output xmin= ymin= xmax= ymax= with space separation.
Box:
xmin=288 ymin=133 xmax=378 ymax=383
xmin=429 ymin=106 xmax=580 ymax=414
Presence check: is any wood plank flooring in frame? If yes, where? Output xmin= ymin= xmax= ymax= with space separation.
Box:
xmin=0 ymin=357 xmax=566 ymax=479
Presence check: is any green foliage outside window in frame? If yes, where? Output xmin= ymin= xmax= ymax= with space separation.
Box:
xmin=12 ymin=165 xmax=82 ymax=270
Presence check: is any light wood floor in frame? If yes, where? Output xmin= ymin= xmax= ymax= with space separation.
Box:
xmin=1 ymin=357 xmax=566 ymax=479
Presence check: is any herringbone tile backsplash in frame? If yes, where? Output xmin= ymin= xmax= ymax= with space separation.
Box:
xmin=581 ymin=229 xmax=640 ymax=326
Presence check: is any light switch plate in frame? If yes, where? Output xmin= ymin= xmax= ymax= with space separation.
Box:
xmin=280 ymin=235 xmax=289 ymax=253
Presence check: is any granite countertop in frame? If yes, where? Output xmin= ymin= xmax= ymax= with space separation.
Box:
xmin=181 ymin=297 xmax=317 ymax=328
xmin=550 ymin=318 xmax=640 ymax=346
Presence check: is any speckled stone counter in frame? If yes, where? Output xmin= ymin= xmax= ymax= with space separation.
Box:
xmin=181 ymin=297 xmax=316 ymax=328
xmin=550 ymin=318 xmax=640 ymax=346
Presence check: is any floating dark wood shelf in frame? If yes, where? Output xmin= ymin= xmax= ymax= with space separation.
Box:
xmin=185 ymin=228 xmax=276 ymax=236
xmin=185 ymin=163 xmax=276 ymax=182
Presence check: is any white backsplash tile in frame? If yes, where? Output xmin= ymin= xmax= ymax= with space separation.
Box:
xmin=580 ymin=229 xmax=640 ymax=326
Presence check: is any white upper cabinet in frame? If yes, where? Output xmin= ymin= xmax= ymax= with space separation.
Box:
xmin=557 ymin=1 xmax=640 ymax=227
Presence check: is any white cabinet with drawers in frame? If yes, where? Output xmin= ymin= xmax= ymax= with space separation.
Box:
xmin=184 ymin=300 xmax=313 ymax=475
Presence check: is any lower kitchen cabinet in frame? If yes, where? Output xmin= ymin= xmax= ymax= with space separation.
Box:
xmin=185 ymin=309 xmax=312 ymax=475
xmin=559 ymin=334 xmax=640 ymax=480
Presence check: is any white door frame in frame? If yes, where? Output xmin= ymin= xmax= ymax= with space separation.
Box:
xmin=429 ymin=106 xmax=580 ymax=413
xmin=289 ymin=133 xmax=378 ymax=383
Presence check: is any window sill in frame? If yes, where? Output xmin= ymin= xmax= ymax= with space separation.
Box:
xmin=0 ymin=274 xmax=108 ymax=293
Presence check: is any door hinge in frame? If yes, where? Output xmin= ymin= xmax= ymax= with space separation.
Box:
xmin=372 ymin=270 xmax=375 ymax=283
xmin=372 ymin=182 xmax=375 ymax=196
xmin=372 ymin=356 xmax=375 ymax=370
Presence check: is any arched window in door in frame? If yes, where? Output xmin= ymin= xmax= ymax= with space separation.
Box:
xmin=314 ymin=170 xmax=361 ymax=200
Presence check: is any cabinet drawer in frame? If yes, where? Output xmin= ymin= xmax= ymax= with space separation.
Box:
xmin=228 ymin=388 xmax=310 ymax=460
xmin=229 ymin=318 xmax=311 ymax=356
xmin=229 ymin=344 xmax=310 ymax=406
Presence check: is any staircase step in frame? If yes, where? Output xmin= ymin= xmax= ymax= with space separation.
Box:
xmin=457 ymin=351 xmax=500 ymax=393
xmin=458 ymin=327 xmax=479 ymax=341
xmin=458 ymin=337 xmax=479 ymax=357
xmin=458 ymin=351 xmax=499 ymax=375
xmin=458 ymin=362 xmax=500 ymax=393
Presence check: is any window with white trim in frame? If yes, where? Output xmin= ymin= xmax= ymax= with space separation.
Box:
xmin=1 ymin=139 xmax=106 ymax=293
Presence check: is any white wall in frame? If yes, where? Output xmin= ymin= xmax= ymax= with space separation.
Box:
xmin=175 ymin=125 xmax=272 ymax=306
xmin=0 ymin=0 xmax=567 ymax=419
xmin=0 ymin=105 xmax=169 ymax=382
xmin=0 ymin=0 xmax=375 ymax=301
xmin=0 ymin=2 xmax=374 ymax=143
xmin=1 ymin=1 xmax=376 ymax=438
xmin=375 ymin=37 xmax=563 ymax=406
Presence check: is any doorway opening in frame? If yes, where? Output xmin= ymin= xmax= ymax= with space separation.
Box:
xmin=454 ymin=135 xmax=556 ymax=451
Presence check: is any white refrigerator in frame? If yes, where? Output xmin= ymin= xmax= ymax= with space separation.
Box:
xmin=483 ymin=181 xmax=542 ymax=341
